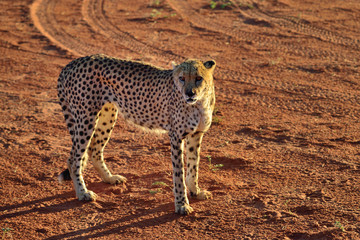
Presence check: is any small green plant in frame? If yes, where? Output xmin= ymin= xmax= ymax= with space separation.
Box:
xmin=149 ymin=8 xmax=176 ymax=19
xmin=150 ymin=0 xmax=161 ymax=6
xmin=149 ymin=189 xmax=162 ymax=194
xmin=210 ymin=1 xmax=217 ymax=9
xmin=162 ymin=13 xmax=177 ymax=18
xmin=247 ymin=3 xmax=254 ymax=9
xmin=334 ymin=221 xmax=345 ymax=232
xmin=221 ymin=2 xmax=232 ymax=8
xmin=206 ymin=155 xmax=212 ymax=164
xmin=206 ymin=155 xmax=224 ymax=171
xmin=209 ymin=0 xmax=232 ymax=9
xmin=150 ymin=9 xmax=162 ymax=18
xmin=212 ymin=105 xmax=223 ymax=125
xmin=2 ymin=228 xmax=13 ymax=240
xmin=152 ymin=181 xmax=168 ymax=187
xmin=149 ymin=181 xmax=169 ymax=194
xmin=212 ymin=164 xmax=224 ymax=170
xmin=212 ymin=116 xmax=223 ymax=125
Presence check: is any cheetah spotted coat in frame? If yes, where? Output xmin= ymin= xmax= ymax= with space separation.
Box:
xmin=57 ymin=54 xmax=216 ymax=214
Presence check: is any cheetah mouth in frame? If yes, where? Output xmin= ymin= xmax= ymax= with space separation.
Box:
xmin=186 ymin=97 xmax=197 ymax=104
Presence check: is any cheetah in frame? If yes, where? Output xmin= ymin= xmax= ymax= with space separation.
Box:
xmin=57 ymin=54 xmax=216 ymax=215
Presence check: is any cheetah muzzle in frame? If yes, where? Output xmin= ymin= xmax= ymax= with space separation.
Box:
xmin=57 ymin=54 xmax=216 ymax=215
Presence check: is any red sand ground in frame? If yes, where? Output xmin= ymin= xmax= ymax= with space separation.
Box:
xmin=1 ymin=0 xmax=359 ymax=239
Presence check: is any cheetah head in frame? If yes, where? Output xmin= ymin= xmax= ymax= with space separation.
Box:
xmin=172 ymin=59 xmax=216 ymax=105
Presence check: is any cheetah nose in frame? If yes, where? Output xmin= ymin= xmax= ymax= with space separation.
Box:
xmin=185 ymin=89 xmax=195 ymax=98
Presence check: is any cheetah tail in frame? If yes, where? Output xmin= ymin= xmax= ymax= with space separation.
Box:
xmin=58 ymin=169 xmax=71 ymax=183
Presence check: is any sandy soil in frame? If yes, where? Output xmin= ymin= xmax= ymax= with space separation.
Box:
xmin=1 ymin=0 xmax=360 ymax=239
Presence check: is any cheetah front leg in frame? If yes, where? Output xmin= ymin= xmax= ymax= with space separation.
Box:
xmin=169 ymin=132 xmax=193 ymax=215
xmin=186 ymin=132 xmax=212 ymax=200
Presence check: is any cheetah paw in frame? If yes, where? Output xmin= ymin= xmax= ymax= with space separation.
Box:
xmin=175 ymin=204 xmax=194 ymax=215
xmin=107 ymin=175 xmax=127 ymax=185
xmin=78 ymin=191 xmax=97 ymax=201
xmin=192 ymin=190 xmax=212 ymax=200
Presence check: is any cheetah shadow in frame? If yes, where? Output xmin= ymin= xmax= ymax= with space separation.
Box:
xmin=44 ymin=203 xmax=179 ymax=240
xmin=1 ymin=191 xmax=179 ymax=239
xmin=0 ymin=193 xmax=81 ymax=221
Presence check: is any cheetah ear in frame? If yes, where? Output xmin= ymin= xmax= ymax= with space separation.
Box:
xmin=171 ymin=61 xmax=177 ymax=70
xmin=203 ymin=60 xmax=216 ymax=71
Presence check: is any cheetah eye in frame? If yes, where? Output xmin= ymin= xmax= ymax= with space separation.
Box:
xmin=179 ymin=76 xmax=185 ymax=84
xmin=195 ymin=76 xmax=203 ymax=85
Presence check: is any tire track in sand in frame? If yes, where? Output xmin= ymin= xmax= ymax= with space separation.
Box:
xmin=218 ymin=71 xmax=360 ymax=119
xmin=272 ymin=16 xmax=359 ymax=49
xmin=81 ymin=0 xmax=184 ymax=63
xmin=31 ymin=0 xmax=97 ymax=56
xmin=216 ymin=82 xmax=360 ymax=119
xmin=31 ymin=0 xmax=137 ymax=57
xmin=167 ymin=0 xmax=355 ymax=62
xmin=232 ymin=1 xmax=360 ymax=50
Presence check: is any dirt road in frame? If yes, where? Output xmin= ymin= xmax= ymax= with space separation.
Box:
xmin=1 ymin=0 xmax=359 ymax=239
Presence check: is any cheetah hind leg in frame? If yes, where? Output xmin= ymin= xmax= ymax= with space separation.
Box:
xmin=89 ymin=103 xmax=127 ymax=185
